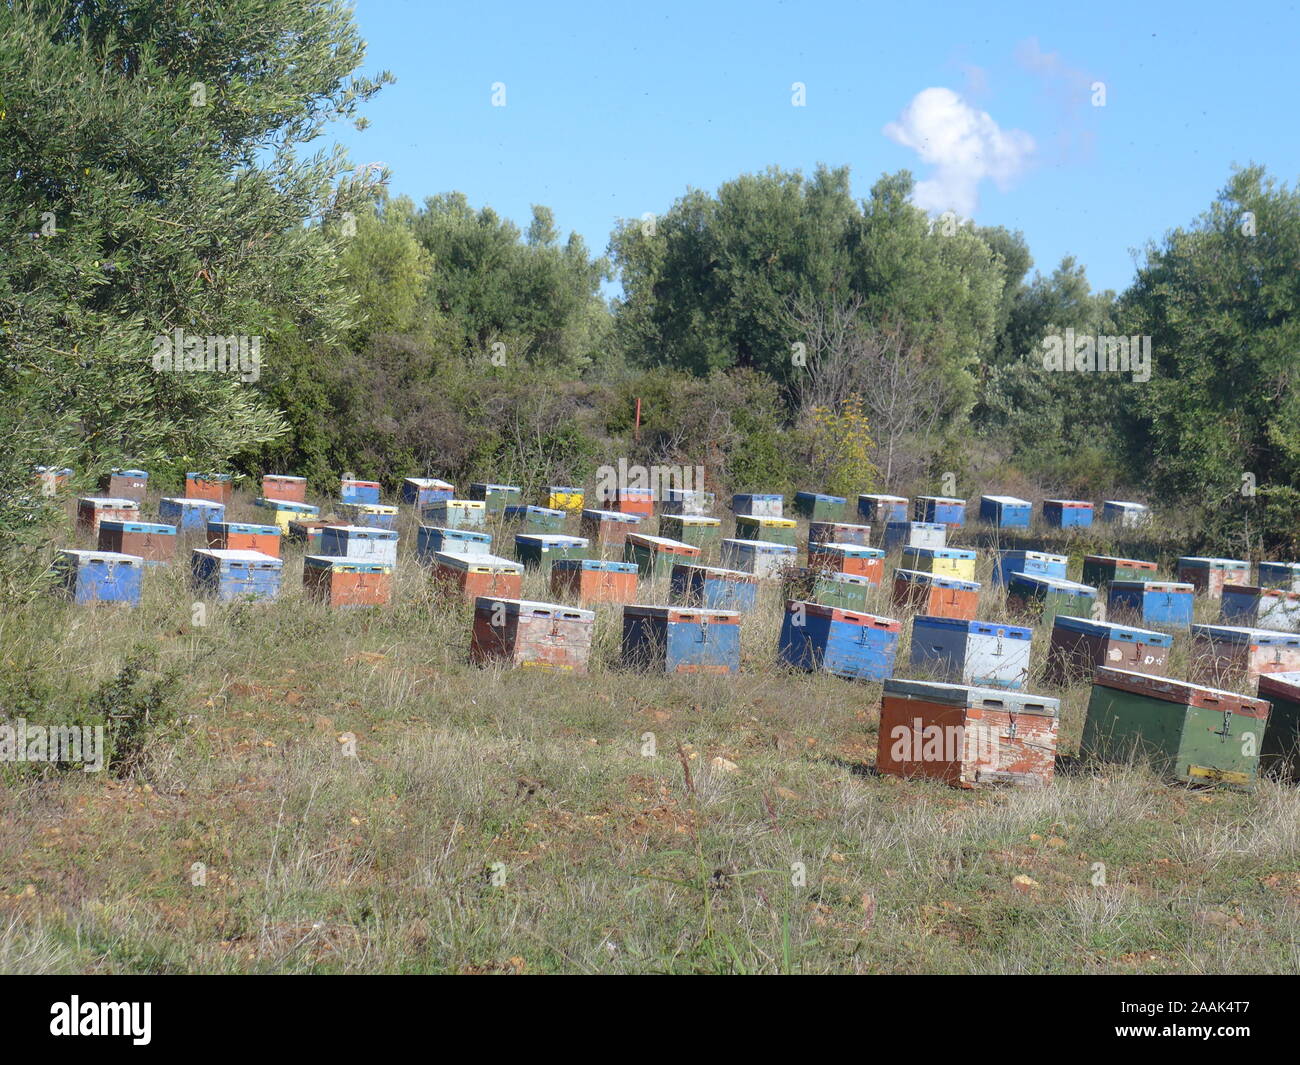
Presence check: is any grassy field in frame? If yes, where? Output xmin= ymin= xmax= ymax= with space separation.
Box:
xmin=2 ymin=496 xmax=1299 ymax=974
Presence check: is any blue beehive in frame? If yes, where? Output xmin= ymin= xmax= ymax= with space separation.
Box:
xmin=159 ymin=496 xmax=225 ymax=531
xmin=993 ymin=550 xmax=1069 ymax=586
xmin=190 ymin=548 xmax=282 ymax=602
xmin=883 ymin=521 xmax=946 ymax=550
xmin=1258 ymin=562 xmax=1300 ymax=593
xmin=54 ymin=549 xmax=144 ymax=605
xmin=910 ymin=616 xmax=1033 ymax=689
xmin=1107 ymin=580 xmax=1194 ymax=629
xmin=417 ymin=524 xmax=491 ymax=561
xmin=858 ymin=494 xmax=908 ymax=524
xmin=979 ymin=495 xmax=1032 ymax=529
xmin=779 ymin=601 xmax=902 ymax=681
xmin=732 ymin=493 xmax=783 ymax=517
xmin=670 ymin=563 xmax=759 ymax=612
xmin=320 ymin=525 xmax=398 ymax=565
xmin=1043 ymin=499 xmax=1094 ymax=528
xmin=913 ymin=496 xmax=966 ymax=527
xmin=621 ymin=605 xmax=741 ymax=674
xmin=341 ymin=479 xmax=382 ymax=505
xmin=402 ymin=477 xmax=454 ymax=508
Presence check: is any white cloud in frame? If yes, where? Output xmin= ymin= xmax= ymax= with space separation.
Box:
xmin=882 ymin=87 xmax=1035 ymax=217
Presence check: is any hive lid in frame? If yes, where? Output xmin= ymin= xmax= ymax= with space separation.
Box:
xmin=1178 ymin=556 xmax=1249 ymax=568
xmin=581 ymin=508 xmax=642 ymax=522
xmin=893 ymin=568 xmax=979 ymax=591
xmin=304 ymin=555 xmax=392 ymax=572
xmin=663 ymin=514 xmax=721 ymax=525
xmin=810 ymin=521 xmax=871 ymax=532
xmin=1001 ymin=550 xmax=1068 ymax=564
xmin=192 ymin=548 xmax=282 ymax=564
xmin=208 ymin=521 xmax=279 ymax=534
xmin=673 ymin=563 xmax=754 ymax=580
xmin=98 ymin=520 xmax=175 ymax=534
xmin=553 ymin=558 xmax=637 ymax=572
xmin=471 ymin=482 xmax=521 ymax=491
xmin=1052 ymin=615 xmax=1172 ymax=644
xmin=1083 ymin=554 xmax=1156 ymax=567
xmin=513 ymin=533 xmax=588 ymax=546
xmin=623 ymin=605 xmax=740 ymax=621
xmin=405 ymin=477 xmax=454 ymax=488
xmin=110 ymin=468 xmax=149 ymax=478
xmin=322 ymin=524 xmax=398 ymax=539
xmin=734 ymin=493 xmax=782 ymax=500
xmin=1103 ymin=500 xmax=1149 ymax=510
xmin=256 ymin=497 xmax=318 ymax=510
xmin=433 ymin=551 xmax=521 ymax=570
xmin=915 ymin=495 xmax=966 ymax=505
xmin=722 ymin=538 xmax=797 ymax=552
xmin=981 ymin=494 xmax=1031 ymax=506
xmin=809 ymin=542 xmax=884 ymax=557
xmin=913 ymin=615 xmax=1032 ymax=638
xmin=1093 ymin=667 xmax=1270 ymax=716
xmin=81 ymin=496 xmax=142 ymax=508
xmin=1190 ymin=624 xmax=1300 ymax=647
xmin=473 ymin=596 xmax=594 ymax=621
xmin=785 ymin=600 xmax=901 ymax=629
xmin=161 ymin=495 xmax=221 ymax=507
xmin=1223 ymin=583 xmax=1300 ymax=600
xmin=628 ymin=533 xmax=697 ymax=550
xmin=860 ymin=493 xmax=907 ymax=503
xmin=1109 ymin=580 xmax=1193 ymax=592
xmin=420 ymin=524 xmax=491 ymax=540
xmin=795 ymin=491 xmax=847 ymax=503
xmin=883 ymin=678 xmax=1059 ymax=715
xmin=904 ymin=546 xmax=976 ymax=559
xmin=58 ymin=549 xmax=143 ymax=564
xmin=1258 ymin=671 xmax=1300 ymax=700
xmin=1007 ymin=573 xmax=1097 ymax=594
xmin=886 ymin=520 xmax=944 ymax=530
xmin=1044 ymin=498 xmax=1092 ymax=506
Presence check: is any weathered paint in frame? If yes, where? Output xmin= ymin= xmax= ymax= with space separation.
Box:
xmin=858 ymin=494 xmax=908 ymax=524
xmin=513 ymin=533 xmax=590 ymax=574
xmin=416 ymin=525 xmax=491 ymax=561
xmin=550 ymin=558 xmax=638 ymax=604
xmin=993 ymin=550 xmax=1068 ymax=586
xmin=502 ymin=503 xmax=565 ymax=531
xmin=661 ymin=489 xmax=715 ymax=516
xmin=1005 ymin=573 xmax=1097 ymax=627
xmin=1101 ymin=500 xmax=1151 ymax=527
xmin=882 ymin=521 xmax=946 ymax=551
xmin=336 ymin=501 xmax=399 ymax=530
xmin=471 ymin=597 xmax=595 ymax=673
xmin=623 ymin=533 xmax=701 ymax=578
xmin=302 ymin=555 xmax=393 ymax=608
xmin=909 ymin=616 xmax=1033 ymax=689
xmin=1257 ymin=562 xmax=1300 ymax=593
xmin=103 ymin=469 xmax=148 ymax=501
xmin=779 ymin=600 xmax=901 ymax=680
xmin=621 ymin=605 xmax=741 ymax=674
xmin=807 ymin=542 xmax=885 ymax=583
xmin=1046 ymin=616 xmax=1172 ymax=685
xmin=158 ymin=496 xmax=222 ymax=532
xmin=793 ymin=491 xmax=847 ymax=522
xmin=54 ymin=550 xmax=143 ymax=606
xmin=912 ymin=496 xmax=966 ymax=527
xmin=579 ymin=508 xmax=643 ymax=551
xmin=732 ymin=493 xmax=783 ymax=518
xmin=253 ymin=497 xmax=320 ymax=533
xmin=891 ymin=568 xmax=980 ymax=621
xmin=1257 ymin=671 xmax=1300 ymax=783
xmin=401 ymin=477 xmax=454 ymax=508
xmin=670 ymin=563 xmax=758 ymax=612
xmin=1081 ymin=554 xmax=1159 ymax=587
xmin=432 ymin=551 xmax=524 ymax=601
xmin=808 ymin=521 xmax=872 ymax=547
xmin=784 ymin=567 xmax=872 ymax=611
xmin=319 ymin=525 xmax=398 ymax=566
xmin=1107 ymin=580 xmax=1194 ymax=629
xmin=185 ymin=473 xmax=233 ymax=505
xmin=424 ymin=499 xmax=488 ymax=530
xmin=658 ymin=513 xmax=723 ymax=549
xmin=613 ymin=488 xmax=656 ymax=518
xmin=734 ymin=514 xmax=798 ymax=546
xmin=720 ymin=538 xmax=797 ymax=577
xmin=1189 ymin=624 xmax=1300 ymax=686
xmin=286 ymin=519 xmax=335 ymax=553
xmin=1176 ymin=556 xmax=1250 ymax=600
xmin=97 ymin=520 xmax=176 ymax=566
xmin=1220 ymin=583 xmax=1300 ymax=633
xmin=262 ymin=475 xmax=308 ymax=503
xmin=340 ymin=478 xmax=381 ymax=505
xmin=468 ymin=482 xmax=523 ymax=515
xmin=542 ymin=486 xmax=585 ymax=512
xmin=901 ymin=546 xmax=977 ymax=581
xmin=77 ymin=497 xmax=141 ymax=538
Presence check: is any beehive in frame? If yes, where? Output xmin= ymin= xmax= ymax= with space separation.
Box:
xmin=97 ymin=521 xmax=176 ymax=565
xmin=808 ymin=521 xmax=871 ymax=547
xmin=979 ymin=495 xmax=1031 ymax=529
xmin=432 ymin=552 xmax=523 ymax=600
xmin=910 ymin=616 xmax=1033 ymax=689
xmin=471 ymin=597 xmax=595 ymax=673
xmin=33 ymin=466 xmax=73 ymax=493
xmin=993 ymin=550 xmax=1068 ymax=586
xmin=621 ymin=606 xmax=740 ymax=674
xmin=541 ymin=486 xmax=585 ymax=512
xmin=623 ymin=533 xmax=701 ymax=579
xmin=901 ymin=546 xmax=977 ymax=581
xmin=912 ymin=496 xmax=966 ymax=527
xmin=1082 ymin=668 xmax=1268 ymax=788
xmin=1005 ymin=573 xmax=1097 ymax=627
xmin=1176 ymin=556 xmax=1250 ymax=600
xmin=401 ymin=477 xmax=454 ymax=508
xmin=661 ymin=489 xmax=715 ymax=516
xmin=550 ymin=558 xmax=638 ymax=604
xmin=858 ymin=494 xmax=907 ymax=525
xmin=206 ymin=521 xmax=282 ymax=558
xmin=514 ymin=533 xmax=589 ymax=573
xmin=779 ymin=601 xmax=901 ymax=681
xmin=76 ymin=497 xmax=141 ymax=538
xmin=732 ymin=493 xmax=783 ymax=518
xmin=613 ymin=487 xmax=656 ymax=519
xmin=1107 ymin=580 xmax=1194 ymax=629
xmin=1256 ymin=671 xmax=1300 ymax=782
xmin=190 ymin=548 xmax=282 ymax=602
xmin=891 ymin=569 xmax=979 ymax=621
xmin=468 ymin=482 xmax=523 ymax=515
xmin=423 ymin=499 xmax=487 ymax=530
xmin=882 ymin=521 xmax=945 ymax=551
xmin=876 ymin=679 xmax=1060 ymax=788
xmin=1220 ymin=584 xmax=1300 ymax=633
xmin=102 ymin=469 xmax=148 ymax=501
xmin=1258 ymin=562 xmax=1300 ymax=593
xmin=253 ymin=497 xmax=320 ymax=533
xmin=262 ymin=475 xmax=307 ymax=503
xmin=1046 ymin=616 xmax=1172 ymax=685
xmin=54 ymin=550 xmax=143 ymax=606
xmin=1043 ymin=499 xmax=1093 ymax=528
xmin=286 ymin=519 xmax=334 ymax=552
xmin=185 ymin=473 xmax=233 ymax=505
xmin=793 ymin=491 xmax=847 ymax=522
xmin=657 ymin=514 xmax=722 ymax=550
xmin=303 ymin=555 xmax=393 ymax=608
xmin=336 ymin=501 xmax=398 ymax=530
xmin=1189 ymin=624 xmax=1300 ymax=686
xmin=502 ymin=504 xmax=565 ymax=532
xmin=807 ymin=543 xmax=885 ymax=583
xmin=720 ymin=538 xmax=797 ymax=578
xmin=579 ymin=508 xmax=643 ymax=552
xmin=340 ymin=478 xmax=381 ymax=505
xmin=158 ymin=496 xmax=222 ymax=532
xmin=784 ymin=568 xmax=872 ymax=611
xmin=1081 ymin=555 xmax=1159 ymax=587
xmin=734 ymin=514 xmax=797 ymax=546
xmin=670 ymin=563 xmax=758 ymax=612
xmin=319 ymin=525 xmax=398 ymax=566
xmin=1102 ymin=500 xmax=1151 ymax=527
xmin=416 ymin=525 xmax=491 ymax=561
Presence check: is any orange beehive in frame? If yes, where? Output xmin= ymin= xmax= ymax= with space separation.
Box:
xmin=262 ymin=475 xmax=307 ymax=503
xmin=614 ymin=488 xmax=656 ymax=519
xmin=808 ymin=543 xmax=885 ymax=583
xmin=432 ymin=551 xmax=523 ymax=601
xmin=550 ymin=558 xmax=639 ymax=604
xmin=206 ymin=521 xmax=282 ymax=558
xmin=891 ymin=568 xmax=980 ymax=620
xmin=185 ymin=473 xmax=233 ymax=505
xmin=303 ymin=555 xmax=393 ymax=607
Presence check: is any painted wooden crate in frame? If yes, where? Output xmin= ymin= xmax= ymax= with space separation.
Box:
xmin=340 ymin=478 xmax=381 ymax=505
xmin=502 ymin=504 xmax=565 ymax=532
xmin=1189 ymin=624 xmax=1300 ymax=686
xmin=54 ymin=550 xmax=143 ymax=606
xmin=1102 ymin=500 xmax=1151 ymax=527
xmin=471 ymin=597 xmax=595 ymax=673
xmin=254 ymin=497 xmax=319 ymax=533
xmin=401 ymin=477 xmax=454 ymax=508
xmin=858 ymin=494 xmax=907 ymax=524
xmin=190 ymin=548 xmax=282 ymax=602
xmin=206 ymin=521 xmax=282 ymax=558
xmin=541 ymin=486 xmax=585 ymax=512
xmin=993 ymin=550 xmax=1067 ymax=586
xmin=670 ymin=563 xmax=758 ymax=612
xmin=77 ymin=497 xmax=141 ymax=538
xmin=621 ymin=606 xmax=740 ymax=674
xmin=1081 ymin=554 xmax=1159 ymax=587
xmin=661 ymin=489 xmax=715 ymax=516
xmin=1257 ymin=671 xmax=1300 ymax=783
xmin=779 ymin=601 xmax=901 ymax=680
xmin=1107 ymin=580 xmax=1195 ymax=629
xmin=97 ymin=521 xmax=176 ymax=566
xmin=882 ymin=521 xmax=945 ymax=551
xmin=514 ymin=533 xmax=589 ymax=573
xmin=423 ymin=499 xmax=487 ymax=530
xmin=416 ymin=525 xmax=491 ymax=562
xmin=336 ymin=502 xmax=398 ymax=530
xmin=158 ymin=496 xmax=222 ymax=532
xmin=901 ymin=546 xmax=977 ymax=581
xmin=793 ymin=491 xmax=847 ymax=522
xmin=876 ymin=679 xmax=1060 ymax=788
xmin=1176 ymin=556 xmax=1250 ymax=600
xmin=550 ymin=558 xmax=638 ymax=604
xmin=262 ymin=475 xmax=307 ymax=503
xmin=1220 ymin=584 xmax=1300 ymax=633
xmin=1257 ymin=562 xmax=1300 ymax=593
xmin=720 ymin=538 xmax=797 ymax=578
xmin=808 ymin=521 xmax=871 ymax=547
xmin=1043 ymin=499 xmax=1094 ymax=528
xmin=1046 ymin=616 xmax=1172 ymax=685
xmin=784 ymin=568 xmax=872 ymax=612
xmin=891 ymin=569 xmax=979 ymax=621
xmin=1082 ymin=668 xmax=1269 ymax=788
xmin=1005 ymin=573 xmax=1097 ymax=627
xmin=185 ymin=473 xmax=233 ymax=505
xmin=910 ymin=616 xmax=1033 ymax=690
xmin=468 ymin=482 xmax=523 ymax=515
xmin=658 ymin=514 xmax=722 ymax=550
xmin=613 ymin=487 xmax=656 ymax=519
xmin=807 ymin=543 xmax=885 ymax=583
xmin=303 ymin=556 xmax=393 ymax=608
xmin=319 ymin=525 xmax=398 ymax=565
xmin=979 ymin=494 xmax=1031 ymax=529
xmin=102 ymin=469 xmax=148 ymax=501
xmin=732 ymin=493 xmax=783 ymax=518
xmin=432 ymin=551 xmax=523 ymax=601
xmin=33 ymin=466 xmax=73 ymax=493
xmin=912 ymin=496 xmax=966 ymax=527
xmin=735 ymin=514 xmax=797 ymax=546
xmin=579 ymin=508 xmax=643 ymax=550
xmin=287 ymin=519 xmax=335 ymax=553
xmin=623 ymin=533 xmax=700 ymax=578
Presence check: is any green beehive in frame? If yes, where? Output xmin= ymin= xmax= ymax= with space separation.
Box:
xmin=1082 ymin=667 xmax=1270 ymax=789
xmin=503 ymin=504 xmax=565 ymax=531
xmin=1081 ymin=554 xmax=1159 ymax=586
xmin=805 ymin=570 xmax=872 ymax=611
xmin=513 ymin=533 xmax=589 ymax=574
xmin=734 ymin=514 xmax=798 ymax=547
xmin=623 ymin=533 xmax=700 ymax=579
xmin=1257 ymin=672 xmax=1300 ymax=782
xmin=469 ymin=482 xmax=523 ymax=516
xmin=793 ymin=491 xmax=848 ymax=522
xmin=658 ymin=513 xmax=722 ymax=550
xmin=1006 ymin=573 xmax=1097 ymax=629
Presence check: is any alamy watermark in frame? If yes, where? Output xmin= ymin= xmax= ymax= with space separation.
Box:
xmin=151 ymin=328 xmax=261 ymax=383
xmin=0 ymin=719 xmax=104 ymax=772
xmin=1040 ymin=328 xmax=1151 ymax=383
xmin=887 ymin=717 xmax=999 ymax=768
xmin=594 ymin=460 xmax=705 ymax=504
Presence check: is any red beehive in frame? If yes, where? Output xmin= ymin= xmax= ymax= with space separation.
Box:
xmin=262 ymin=475 xmax=307 ymax=504
xmin=432 ymin=551 xmax=523 ymax=601
xmin=205 ymin=521 xmax=282 ymax=558
xmin=807 ymin=543 xmax=884 ymax=583
xmin=302 ymin=555 xmax=393 ymax=608
xmin=550 ymin=558 xmax=639 ymax=604
xmin=470 ymin=597 xmax=595 ymax=673
xmin=891 ymin=569 xmax=979 ymax=620
xmin=76 ymin=497 xmax=140 ymax=538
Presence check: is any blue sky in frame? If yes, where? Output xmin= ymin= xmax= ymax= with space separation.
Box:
xmin=333 ymin=0 xmax=1300 ymax=297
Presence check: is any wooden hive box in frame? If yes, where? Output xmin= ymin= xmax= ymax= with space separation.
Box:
xmin=579 ymin=508 xmax=643 ymax=552
xmin=1257 ymin=671 xmax=1300 ymax=783
xmin=468 ymin=482 xmax=522 ymax=515
xmin=891 ymin=568 xmax=979 ymax=621
xmin=669 ymin=563 xmax=758 ymax=612
xmin=1101 ymin=500 xmax=1151 ymax=527
xmin=206 ymin=521 xmax=282 ymax=558
xmin=1107 ymin=580 xmax=1194 ymax=630
xmin=901 ymin=546 xmax=976 ymax=582
xmin=513 ymin=533 xmax=590 ymax=574
xmin=657 ymin=513 xmax=722 ymax=550
xmin=734 ymin=514 xmax=797 ymax=546
xmin=502 ymin=503 xmax=565 ymax=532
xmin=623 ymin=533 xmax=701 ymax=579
xmin=340 ymin=478 xmax=381 ymax=505
xmin=910 ymin=616 xmax=1033 ymax=690
xmin=262 ymin=475 xmax=307 ymax=503
xmin=621 ymin=605 xmax=740 ymax=674
xmin=402 ymin=477 xmax=454 ymax=508
xmin=882 ymin=521 xmax=945 ymax=551
xmin=303 ymin=555 xmax=393 ymax=608
xmin=1046 ymin=616 xmax=1172 ymax=685
xmin=1081 ymin=554 xmax=1159 ymax=587
xmin=159 ymin=496 xmax=223 ymax=532
xmin=993 ymin=550 xmax=1068 ymax=586
xmin=550 ymin=558 xmax=638 ymax=604
xmin=1257 ymin=562 xmax=1300 ymax=593
xmin=979 ymin=494 xmax=1032 ymax=529
xmin=97 ymin=520 xmax=176 ymax=566
xmin=319 ymin=525 xmax=398 ymax=566
xmin=471 ymin=597 xmax=595 ymax=673
xmin=185 ymin=473 xmax=233 ymax=505
xmin=779 ymin=601 xmax=901 ymax=681
xmin=808 ymin=521 xmax=871 ymax=547
xmin=432 ymin=551 xmax=523 ymax=601
xmin=1190 ymin=624 xmax=1300 ymax=687
xmin=254 ymin=497 xmax=320 ymax=533
xmin=190 ymin=548 xmax=282 ymax=602
xmin=416 ymin=524 xmax=491 ymax=562
xmin=858 ymin=494 xmax=907 ymax=524
xmin=1176 ymin=556 xmax=1250 ymax=601
xmin=423 ymin=499 xmax=487 ymax=530
xmin=784 ymin=568 xmax=873 ymax=612
xmin=336 ymin=501 xmax=398 ymax=530
xmin=793 ymin=491 xmax=847 ymax=522
xmin=1005 ymin=573 xmax=1097 ymax=628
xmin=613 ymin=487 xmax=656 ymax=519
xmin=286 ymin=519 xmax=335 ymax=553
xmin=912 ymin=495 xmax=966 ymax=527
xmin=102 ymin=469 xmax=149 ymax=501
xmin=807 ymin=542 xmax=885 ymax=583
xmin=76 ymin=496 xmax=141 ymax=538
xmin=1220 ymin=584 xmax=1300 ymax=633
xmin=1043 ymin=498 xmax=1093 ymax=528
xmin=731 ymin=493 xmax=783 ymax=518
xmin=54 ymin=549 xmax=144 ymax=606
xmin=541 ymin=486 xmax=585 ymax=512
xmin=720 ymin=538 xmax=797 ymax=578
